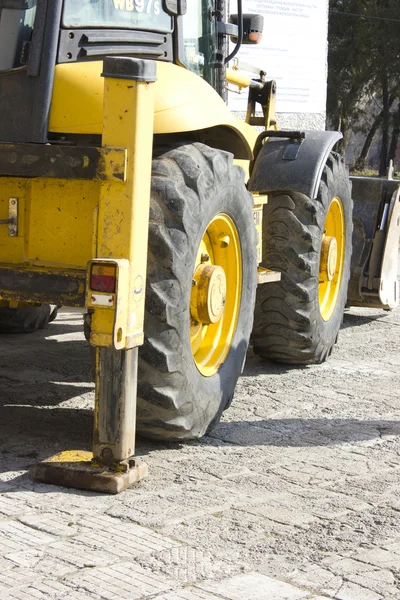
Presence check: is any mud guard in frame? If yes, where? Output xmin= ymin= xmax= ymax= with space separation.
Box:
xmin=248 ymin=130 xmax=342 ymax=199
xmin=347 ymin=178 xmax=400 ymax=310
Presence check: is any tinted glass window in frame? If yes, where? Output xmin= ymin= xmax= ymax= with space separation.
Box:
xmin=0 ymin=6 xmax=36 ymax=71
xmin=63 ymin=0 xmax=171 ymax=32
xmin=181 ymin=0 xmax=217 ymax=87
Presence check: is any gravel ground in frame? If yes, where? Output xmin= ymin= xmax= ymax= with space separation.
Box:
xmin=0 ymin=302 xmax=399 ymax=599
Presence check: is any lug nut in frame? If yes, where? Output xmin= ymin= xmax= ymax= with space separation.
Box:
xmin=201 ymin=253 xmax=210 ymax=262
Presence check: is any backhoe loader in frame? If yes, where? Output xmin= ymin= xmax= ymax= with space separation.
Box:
xmin=0 ymin=0 xmax=399 ymax=493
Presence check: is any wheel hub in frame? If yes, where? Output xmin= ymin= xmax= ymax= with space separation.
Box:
xmin=190 ymin=264 xmax=227 ymax=325
xmin=320 ymin=236 xmax=338 ymax=282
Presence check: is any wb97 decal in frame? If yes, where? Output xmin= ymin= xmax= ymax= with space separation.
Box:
xmin=113 ymin=0 xmax=160 ymax=15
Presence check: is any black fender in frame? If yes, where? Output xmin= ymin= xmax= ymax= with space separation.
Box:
xmin=248 ymin=130 xmax=342 ymax=199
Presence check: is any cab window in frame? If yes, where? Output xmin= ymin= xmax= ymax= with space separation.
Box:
xmin=0 ymin=4 xmax=37 ymax=71
xmin=63 ymin=0 xmax=172 ymax=32
xmin=180 ymin=0 xmax=217 ymax=87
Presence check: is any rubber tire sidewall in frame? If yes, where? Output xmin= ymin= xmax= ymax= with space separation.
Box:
xmin=179 ymin=183 xmax=256 ymax=436
xmin=252 ymin=153 xmax=353 ymax=364
xmin=137 ymin=145 xmax=257 ymax=440
xmin=312 ymin=155 xmax=353 ymax=359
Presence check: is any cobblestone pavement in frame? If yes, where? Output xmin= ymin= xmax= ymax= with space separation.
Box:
xmin=0 ymin=304 xmax=399 ymax=600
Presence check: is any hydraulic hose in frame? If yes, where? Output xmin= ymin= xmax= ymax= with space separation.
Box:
xmin=224 ymin=0 xmax=243 ymax=64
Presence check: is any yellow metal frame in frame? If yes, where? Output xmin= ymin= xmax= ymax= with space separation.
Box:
xmin=0 ymin=60 xmax=262 ymax=308
xmin=89 ymin=68 xmax=156 ymax=350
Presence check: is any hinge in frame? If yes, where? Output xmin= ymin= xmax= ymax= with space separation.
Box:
xmin=0 ymin=198 xmax=18 ymax=237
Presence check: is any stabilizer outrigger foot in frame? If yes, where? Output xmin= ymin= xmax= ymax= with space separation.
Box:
xmin=33 ymin=451 xmax=148 ymax=495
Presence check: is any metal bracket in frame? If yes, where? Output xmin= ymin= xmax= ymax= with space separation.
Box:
xmin=282 ymin=137 xmax=306 ymax=161
xmin=251 ymin=131 xmax=305 ymax=175
xmin=232 ymin=58 xmax=267 ymax=79
xmin=0 ymin=198 xmax=18 ymax=237
xmin=0 ymin=143 xmax=127 ymax=181
xmin=246 ymin=80 xmax=277 ymax=129
xmin=217 ymin=21 xmax=239 ymax=37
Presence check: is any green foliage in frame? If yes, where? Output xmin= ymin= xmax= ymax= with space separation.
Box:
xmin=328 ymin=0 xmax=400 ymax=172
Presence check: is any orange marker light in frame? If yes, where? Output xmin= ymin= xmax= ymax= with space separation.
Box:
xmin=249 ymin=32 xmax=262 ymax=44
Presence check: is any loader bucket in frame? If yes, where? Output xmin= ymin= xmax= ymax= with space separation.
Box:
xmin=347 ymin=177 xmax=400 ymax=310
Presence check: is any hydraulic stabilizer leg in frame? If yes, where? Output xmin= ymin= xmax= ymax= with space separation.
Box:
xmin=34 ymin=57 xmax=156 ymax=493
xmin=34 ymin=348 xmax=147 ymax=494
xmin=91 ymin=347 xmax=147 ymax=489
xmin=33 ymin=346 xmax=147 ymax=494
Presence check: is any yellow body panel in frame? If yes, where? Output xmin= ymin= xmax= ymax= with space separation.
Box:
xmin=0 ymin=178 xmax=99 ymax=268
xmin=28 ymin=180 xmax=99 ymax=268
xmin=49 ymin=61 xmax=254 ymax=159
xmin=0 ymin=61 xmax=258 ymax=309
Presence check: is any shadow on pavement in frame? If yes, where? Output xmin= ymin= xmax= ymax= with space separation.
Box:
xmin=240 ymin=351 xmax=305 ymax=377
xmin=0 ymin=314 xmax=97 ymax=491
xmin=341 ymin=310 xmax=393 ymax=330
xmin=1 ymin=311 xmax=399 ymax=495
xmin=201 ymin=417 xmax=400 ymax=448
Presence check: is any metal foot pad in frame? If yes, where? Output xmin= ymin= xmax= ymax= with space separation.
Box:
xmin=33 ymin=451 xmax=148 ymax=494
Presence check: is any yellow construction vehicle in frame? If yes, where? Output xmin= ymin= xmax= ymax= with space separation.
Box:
xmin=0 ymin=0 xmax=399 ymax=493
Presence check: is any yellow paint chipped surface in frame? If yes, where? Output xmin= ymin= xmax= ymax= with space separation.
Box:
xmin=46 ymin=450 xmax=93 ymax=464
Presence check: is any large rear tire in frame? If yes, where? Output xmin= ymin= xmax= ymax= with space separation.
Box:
xmin=252 ymin=152 xmax=352 ymax=364
xmin=137 ymin=143 xmax=257 ymax=440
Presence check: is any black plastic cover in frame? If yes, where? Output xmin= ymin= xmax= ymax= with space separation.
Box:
xmin=58 ymin=29 xmax=172 ymax=64
xmin=230 ymin=13 xmax=264 ymax=43
xmin=163 ymin=0 xmax=187 ymax=15
xmin=248 ymin=130 xmax=342 ymax=200
xmin=101 ymin=56 xmax=157 ymax=82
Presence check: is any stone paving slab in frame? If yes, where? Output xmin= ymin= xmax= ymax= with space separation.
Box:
xmin=0 ymin=306 xmax=399 ymax=599
xmin=199 ymin=572 xmax=330 ymax=599
xmin=153 ymin=589 xmax=229 ymax=600
xmin=65 ymin=562 xmax=175 ymax=599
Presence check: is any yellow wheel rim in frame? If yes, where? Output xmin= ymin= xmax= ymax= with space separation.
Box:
xmin=190 ymin=214 xmax=242 ymax=377
xmin=319 ymin=197 xmax=345 ymax=321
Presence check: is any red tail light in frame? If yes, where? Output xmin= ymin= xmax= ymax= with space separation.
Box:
xmin=90 ymin=264 xmax=116 ymax=293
